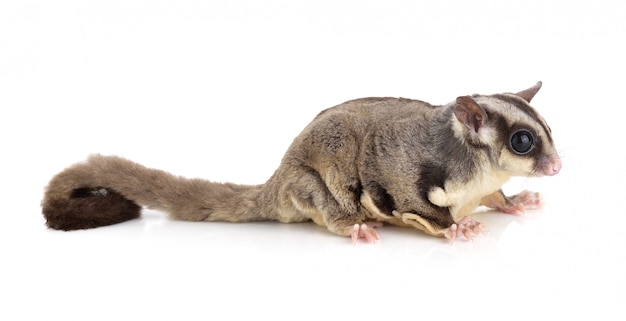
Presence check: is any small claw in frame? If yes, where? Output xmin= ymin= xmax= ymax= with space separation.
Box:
xmin=361 ymin=224 xmax=379 ymax=243
xmin=446 ymin=223 xmax=458 ymax=243
xmin=351 ymin=224 xmax=360 ymax=245
xmin=360 ymin=224 xmax=370 ymax=241
xmin=365 ymin=224 xmax=382 ymax=242
xmin=463 ymin=228 xmax=473 ymax=241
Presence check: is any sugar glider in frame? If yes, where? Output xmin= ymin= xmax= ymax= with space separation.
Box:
xmin=41 ymin=81 xmax=561 ymax=243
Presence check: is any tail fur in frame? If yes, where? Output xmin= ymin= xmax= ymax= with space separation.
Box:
xmin=41 ymin=155 xmax=269 ymax=230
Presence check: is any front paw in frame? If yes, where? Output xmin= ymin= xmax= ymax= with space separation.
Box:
xmin=511 ymin=190 xmax=543 ymax=210
xmin=502 ymin=190 xmax=543 ymax=215
xmin=480 ymin=189 xmax=543 ymax=215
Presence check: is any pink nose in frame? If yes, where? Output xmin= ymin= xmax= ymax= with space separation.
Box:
xmin=545 ymin=157 xmax=562 ymax=176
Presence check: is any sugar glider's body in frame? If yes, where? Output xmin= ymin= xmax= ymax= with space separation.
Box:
xmin=42 ymin=82 xmax=561 ymax=242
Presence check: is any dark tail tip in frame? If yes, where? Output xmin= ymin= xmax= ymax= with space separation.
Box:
xmin=42 ymin=187 xmax=141 ymax=230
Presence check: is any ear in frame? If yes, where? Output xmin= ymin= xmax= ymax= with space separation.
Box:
xmin=515 ymin=81 xmax=542 ymax=102
xmin=454 ymin=96 xmax=488 ymax=134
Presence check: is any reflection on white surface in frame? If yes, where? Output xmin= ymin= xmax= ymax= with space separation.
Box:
xmin=6 ymin=180 xmax=624 ymax=321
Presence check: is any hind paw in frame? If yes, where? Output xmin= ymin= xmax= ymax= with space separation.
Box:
xmin=444 ymin=216 xmax=484 ymax=242
xmin=351 ymin=222 xmax=382 ymax=244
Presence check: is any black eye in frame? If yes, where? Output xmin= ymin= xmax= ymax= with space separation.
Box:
xmin=510 ymin=130 xmax=534 ymax=154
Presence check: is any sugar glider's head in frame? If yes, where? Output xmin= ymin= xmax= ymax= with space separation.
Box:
xmin=452 ymin=81 xmax=562 ymax=177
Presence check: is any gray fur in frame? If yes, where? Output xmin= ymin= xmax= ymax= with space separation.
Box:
xmin=42 ymin=82 xmax=560 ymax=239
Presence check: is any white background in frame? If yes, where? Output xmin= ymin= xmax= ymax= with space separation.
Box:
xmin=1 ymin=0 xmax=625 ymax=320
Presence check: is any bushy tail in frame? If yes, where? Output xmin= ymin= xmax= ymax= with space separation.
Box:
xmin=41 ymin=155 xmax=269 ymax=230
